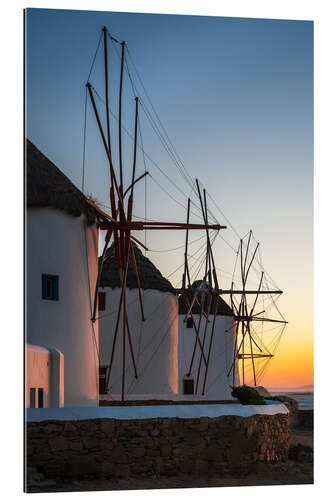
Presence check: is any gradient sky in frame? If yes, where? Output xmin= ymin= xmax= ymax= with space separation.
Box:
xmin=25 ymin=8 xmax=313 ymax=389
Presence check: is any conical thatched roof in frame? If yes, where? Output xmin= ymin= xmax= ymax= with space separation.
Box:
xmin=178 ymin=280 xmax=233 ymax=316
xmin=26 ymin=139 xmax=96 ymax=225
xmin=100 ymin=243 xmax=176 ymax=293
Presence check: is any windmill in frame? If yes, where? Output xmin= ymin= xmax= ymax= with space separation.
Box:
xmin=227 ymin=231 xmax=288 ymax=387
xmin=176 ymin=197 xmax=286 ymax=396
xmin=84 ymin=27 xmax=226 ymax=400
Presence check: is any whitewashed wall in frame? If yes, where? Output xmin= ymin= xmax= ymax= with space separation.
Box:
xmin=178 ymin=314 xmax=240 ymax=400
xmin=25 ymin=344 xmax=64 ymax=408
xmin=99 ymin=288 xmax=178 ymax=396
xmin=26 ymin=208 xmax=99 ymax=407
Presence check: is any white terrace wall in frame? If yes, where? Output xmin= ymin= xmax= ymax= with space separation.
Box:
xmin=99 ymin=288 xmax=178 ymax=397
xmin=26 ymin=208 xmax=99 ymax=407
xmin=25 ymin=344 xmax=64 ymax=408
xmin=178 ymin=314 xmax=240 ymax=400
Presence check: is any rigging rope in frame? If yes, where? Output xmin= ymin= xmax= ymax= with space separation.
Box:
xmin=87 ymin=32 xmax=103 ymax=82
xmin=125 ymin=45 xmax=197 ymax=193
xmin=90 ymin=85 xmax=203 ymax=220
xmin=81 ymin=86 xmax=88 ymax=193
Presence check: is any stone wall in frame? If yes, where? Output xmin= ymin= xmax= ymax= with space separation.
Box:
xmin=26 ymin=414 xmax=290 ymax=480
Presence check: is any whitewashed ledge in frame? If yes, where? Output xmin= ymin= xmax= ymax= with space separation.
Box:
xmin=26 ymin=400 xmax=288 ymax=422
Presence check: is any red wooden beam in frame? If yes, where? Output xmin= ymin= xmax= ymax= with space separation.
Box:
xmin=99 ymin=221 xmax=225 ymax=231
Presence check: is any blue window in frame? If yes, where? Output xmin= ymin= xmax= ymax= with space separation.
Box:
xmin=42 ymin=274 xmax=59 ymax=300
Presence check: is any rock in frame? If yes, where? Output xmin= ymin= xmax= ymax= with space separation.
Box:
xmin=132 ymin=447 xmax=146 ymax=458
xmin=100 ymin=420 xmax=115 ymax=434
xmin=48 ymin=436 xmax=69 ymax=451
xmin=66 ymin=456 xmax=99 ymax=478
xmin=155 ymin=456 xmax=164 ymax=474
xmin=195 ymin=459 xmax=209 ymax=474
xmin=255 ymin=386 xmax=272 ymax=397
xmin=101 ymin=462 xmax=115 ymax=477
xmin=116 ymin=464 xmax=131 ymax=479
xmin=109 ymin=446 xmax=127 ymax=463
xmin=63 ymin=422 xmax=77 ymax=433
xmin=69 ymin=441 xmax=83 ymax=451
xmin=82 ymin=436 xmax=99 ymax=449
xmin=271 ymin=395 xmax=298 ymax=414
xmin=178 ymin=460 xmax=192 ymax=474
xmin=43 ymin=423 xmax=62 ymax=434
xmin=160 ymin=444 xmax=172 ymax=456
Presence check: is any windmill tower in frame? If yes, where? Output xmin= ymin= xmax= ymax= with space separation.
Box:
xmin=26 ymin=140 xmax=104 ymax=407
xmin=178 ymin=281 xmax=239 ymax=399
xmin=98 ymin=243 xmax=179 ymax=398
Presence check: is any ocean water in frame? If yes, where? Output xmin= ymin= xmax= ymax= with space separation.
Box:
xmin=270 ymin=392 xmax=313 ymax=410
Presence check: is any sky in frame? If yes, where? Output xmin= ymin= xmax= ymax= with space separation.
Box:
xmin=25 ymin=8 xmax=313 ymax=390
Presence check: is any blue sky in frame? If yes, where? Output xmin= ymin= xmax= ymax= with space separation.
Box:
xmin=25 ymin=9 xmax=313 ymax=385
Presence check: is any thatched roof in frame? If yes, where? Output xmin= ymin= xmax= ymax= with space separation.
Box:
xmin=100 ymin=243 xmax=176 ymax=294
xmin=26 ymin=139 xmax=97 ymax=225
xmin=178 ymin=281 xmax=233 ymax=316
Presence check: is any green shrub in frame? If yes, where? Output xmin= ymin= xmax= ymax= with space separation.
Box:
xmin=231 ymin=385 xmax=266 ymax=405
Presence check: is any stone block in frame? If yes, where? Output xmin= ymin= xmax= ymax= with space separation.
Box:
xmin=155 ymin=456 xmax=164 ymax=474
xmin=63 ymin=422 xmax=77 ymax=434
xmin=195 ymin=459 xmax=209 ymax=474
xmin=131 ymin=447 xmax=146 ymax=458
xmin=160 ymin=444 xmax=172 ymax=456
xmin=82 ymin=436 xmax=99 ymax=449
xmin=43 ymin=423 xmax=62 ymax=434
xmin=48 ymin=436 xmax=69 ymax=452
xmin=69 ymin=441 xmax=83 ymax=451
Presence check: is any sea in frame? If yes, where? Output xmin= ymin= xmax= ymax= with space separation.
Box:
xmin=270 ymin=391 xmax=313 ymax=410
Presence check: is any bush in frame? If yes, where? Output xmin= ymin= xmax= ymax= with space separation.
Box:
xmin=231 ymin=385 xmax=266 ymax=405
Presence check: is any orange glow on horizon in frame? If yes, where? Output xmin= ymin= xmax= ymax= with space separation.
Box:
xmin=257 ymin=337 xmax=313 ymax=389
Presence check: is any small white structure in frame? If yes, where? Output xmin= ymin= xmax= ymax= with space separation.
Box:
xmin=98 ymin=244 xmax=178 ymax=397
xmin=178 ymin=282 xmax=239 ymax=400
xmin=26 ymin=140 xmax=100 ymax=407
xmin=26 ymin=344 xmax=64 ymax=408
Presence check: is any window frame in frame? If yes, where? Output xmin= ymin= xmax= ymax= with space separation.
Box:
xmin=42 ymin=274 xmax=59 ymax=301
xmin=186 ymin=316 xmax=194 ymax=329
xmin=183 ymin=377 xmax=194 ymax=395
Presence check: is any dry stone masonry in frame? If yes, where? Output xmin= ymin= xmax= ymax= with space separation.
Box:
xmin=26 ymin=413 xmax=290 ymax=480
